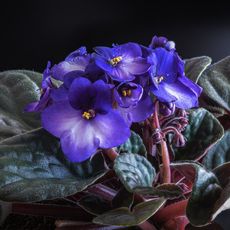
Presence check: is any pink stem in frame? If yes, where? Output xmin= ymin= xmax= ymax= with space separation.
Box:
xmin=154 ymin=101 xmax=171 ymax=183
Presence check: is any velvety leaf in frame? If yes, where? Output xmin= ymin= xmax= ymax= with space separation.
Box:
xmin=114 ymin=153 xmax=156 ymax=192
xmin=203 ymin=131 xmax=230 ymax=169
xmin=0 ymin=70 xmax=42 ymax=140
xmin=171 ymin=161 xmax=222 ymax=226
xmin=175 ymin=108 xmax=224 ymax=161
xmin=211 ymin=162 xmax=230 ymax=220
xmin=117 ymin=131 xmax=147 ymax=157
xmin=185 ymin=56 xmax=212 ymax=83
xmin=78 ymin=195 xmax=111 ymax=216
xmin=198 ymin=56 xmax=230 ymax=112
xmin=134 ymin=183 xmax=183 ymax=199
xmin=93 ymin=198 xmax=165 ymax=226
xmin=0 ymin=129 xmax=108 ymax=202
xmin=55 ymin=220 xmax=124 ymax=230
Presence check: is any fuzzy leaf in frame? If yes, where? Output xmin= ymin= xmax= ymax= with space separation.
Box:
xmin=185 ymin=56 xmax=212 ymax=83
xmin=175 ymin=108 xmax=224 ymax=161
xmin=114 ymin=153 xmax=156 ymax=192
xmin=93 ymin=198 xmax=165 ymax=226
xmin=198 ymin=56 xmax=230 ymax=112
xmin=0 ymin=70 xmax=42 ymax=140
xmin=203 ymin=131 xmax=230 ymax=170
xmin=117 ymin=131 xmax=147 ymax=157
xmin=171 ymin=161 xmax=222 ymax=226
xmin=0 ymin=129 xmax=108 ymax=202
xmin=134 ymin=183 xmax=183 ymax=199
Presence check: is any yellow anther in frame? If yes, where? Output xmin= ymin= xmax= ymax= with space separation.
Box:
xmin=109 ymin=56 xmax=123 ymax=66
xmin=122 ymin=89 xmax=132 ymax=97
xmin=156 ymin=76 xmax=164 ymax=84
xmin=82 ymin=109 xmax=96 ymax=120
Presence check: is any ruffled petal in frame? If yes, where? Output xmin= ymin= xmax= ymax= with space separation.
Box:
xmin=92 ymin=111 xmax=130 ymax=148
xmin=161 ymin=80 xmax=200 ymax=109
xmin=122 ymin=57 xmax=151 ymax=75
xmin=68 ymin=77 xmax=92 ymax=110
xmin=154 ymin=48 xmax=183 ymax=83
xmin=52 ymin=59 xmax=88 ymax=81
xmin=92 ymin=80 xmax=112 ymax=113
xmin=41 ymin=101 xmax=82 ymax=137
xmin=60 ymin=123 xmax=100 ymax=162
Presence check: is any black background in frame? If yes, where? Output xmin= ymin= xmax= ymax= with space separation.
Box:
xmin=0 ymin=0 xmax=230 ymax=229
xmin=1 ymin=1 xmax=230 ymax=72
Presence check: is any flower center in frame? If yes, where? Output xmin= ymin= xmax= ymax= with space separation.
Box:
xmin=82 ymin=109 xmax=96 ymax=120
xmin=121 ymin=89 xmax=132 ymax=97
xmin=156 ymin=76 xmax=164 ymax=84
xmin=109 ymin=56 xmax=122 ymax=66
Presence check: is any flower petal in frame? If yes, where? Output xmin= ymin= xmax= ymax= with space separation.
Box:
xmin=93 ymin=111 xmax=130 ymax=148
xmin=60 ymin=123 xmax=100 ymax=162
xmin=68 ymin=77 xmax=92 ymax=110
xmin=41 ymin=101 xmax=82 ymax=137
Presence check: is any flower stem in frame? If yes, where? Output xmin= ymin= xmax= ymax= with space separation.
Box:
xmin=103 ymin=148 xmax=118 ymax=161
xmin=154 ymin=101 xmax=171 ymax=183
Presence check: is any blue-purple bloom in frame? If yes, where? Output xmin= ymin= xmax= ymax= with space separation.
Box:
xmin=52 ymin=47 xmax=91 ymax=81
xmin=114 ymin=82 xmax=143 ymax=108
xmin=25 ymin=35 xmax=203 ymax=163
xmin=25 ymin=62 xmax=53 ymax=112
xmin=150 ymin=36 xmax=175 ymax=51
xmin=42 ymin=77 xmax=130 ymax=162
xmin=149 ymin=47 xmax=202 ymax=109
xmin=94 ymin=43 xmax=151 ymax=82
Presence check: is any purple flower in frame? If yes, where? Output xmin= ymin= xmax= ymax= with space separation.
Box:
xmin=94 ymin=43 xmax=151 ymax=82
xmin=114 ymin=82 xmax=143 ymax=108
xmin=150 ymin=48 xmax=202 ymax=109
xmin=42 ymin=77 xmax=130 ymax=162
xmin=24 ymin=62 xmax=53 ymax=112
xmin=117 ymin=94 xmax=154 ymax=125
xmin=52 ymin=47 xmax=91 ymax=81
xmin=149 ymin=36 xmax=175 ymax=51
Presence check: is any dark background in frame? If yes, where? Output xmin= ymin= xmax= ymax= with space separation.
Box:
xmin=1 ymin=1 xmax=230 ymax=72
xmin=1 ymin=1 xmax=230 ymax=228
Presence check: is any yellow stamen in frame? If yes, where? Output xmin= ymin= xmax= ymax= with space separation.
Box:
xmin=82 ymin=110 xmax=96 ymax=120
xmin=156 ymin=76 xmax=164 ymax=84
xmin=122 ymin=89 xmax=132 ymax=97
xmin=109 ymin=56 xmax=122 ymax=66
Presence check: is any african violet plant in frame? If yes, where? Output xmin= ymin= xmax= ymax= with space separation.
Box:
xmin=0 ymin=35 xmax=230 ymax=229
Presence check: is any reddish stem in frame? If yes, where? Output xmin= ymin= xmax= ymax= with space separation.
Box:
xmin=139 ymin=221 xmax=158 ymax=230
xmin=154 ymin=101 xmax=171 ymax=183
xmin=153 ymin=199 xmax=188 ymax=224
xmin=103 ymin=148 xmax=118 ymax=161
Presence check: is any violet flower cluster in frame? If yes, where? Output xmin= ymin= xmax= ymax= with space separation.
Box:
xmin=26 ymin=36 xmax=202 ymax=162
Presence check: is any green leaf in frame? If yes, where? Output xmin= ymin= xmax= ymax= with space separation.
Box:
xmin=185 ymin=56 xmax=212 ymax=83
xmin=175 ymin=108 xmax=224 ymax=161
xmin=78 ymin=195 xmax=111 ymax=216
xmin=203 ymin=131 xmax=230 ymax=170
xmin=134 ymin=183 xmax=183 ymax=199
xmin=0 ymin=129 xmax=108 ymax=202
xmin=0 ymin=70 xmax=42 ymax=140
xmin=198 ymin=56 xmax=230 ymax=112
xmin=211 ymin=162 xmax=230 ymax=220
xmin=114 ymin=153 xmax=156 ymax=193
xmin=117 ymin=131 xmax=147 ymax=157
xmin=93 ymin=198 xmax=165 ymax=226
xmin=171 ymin=161 xmax=222 ymax=226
